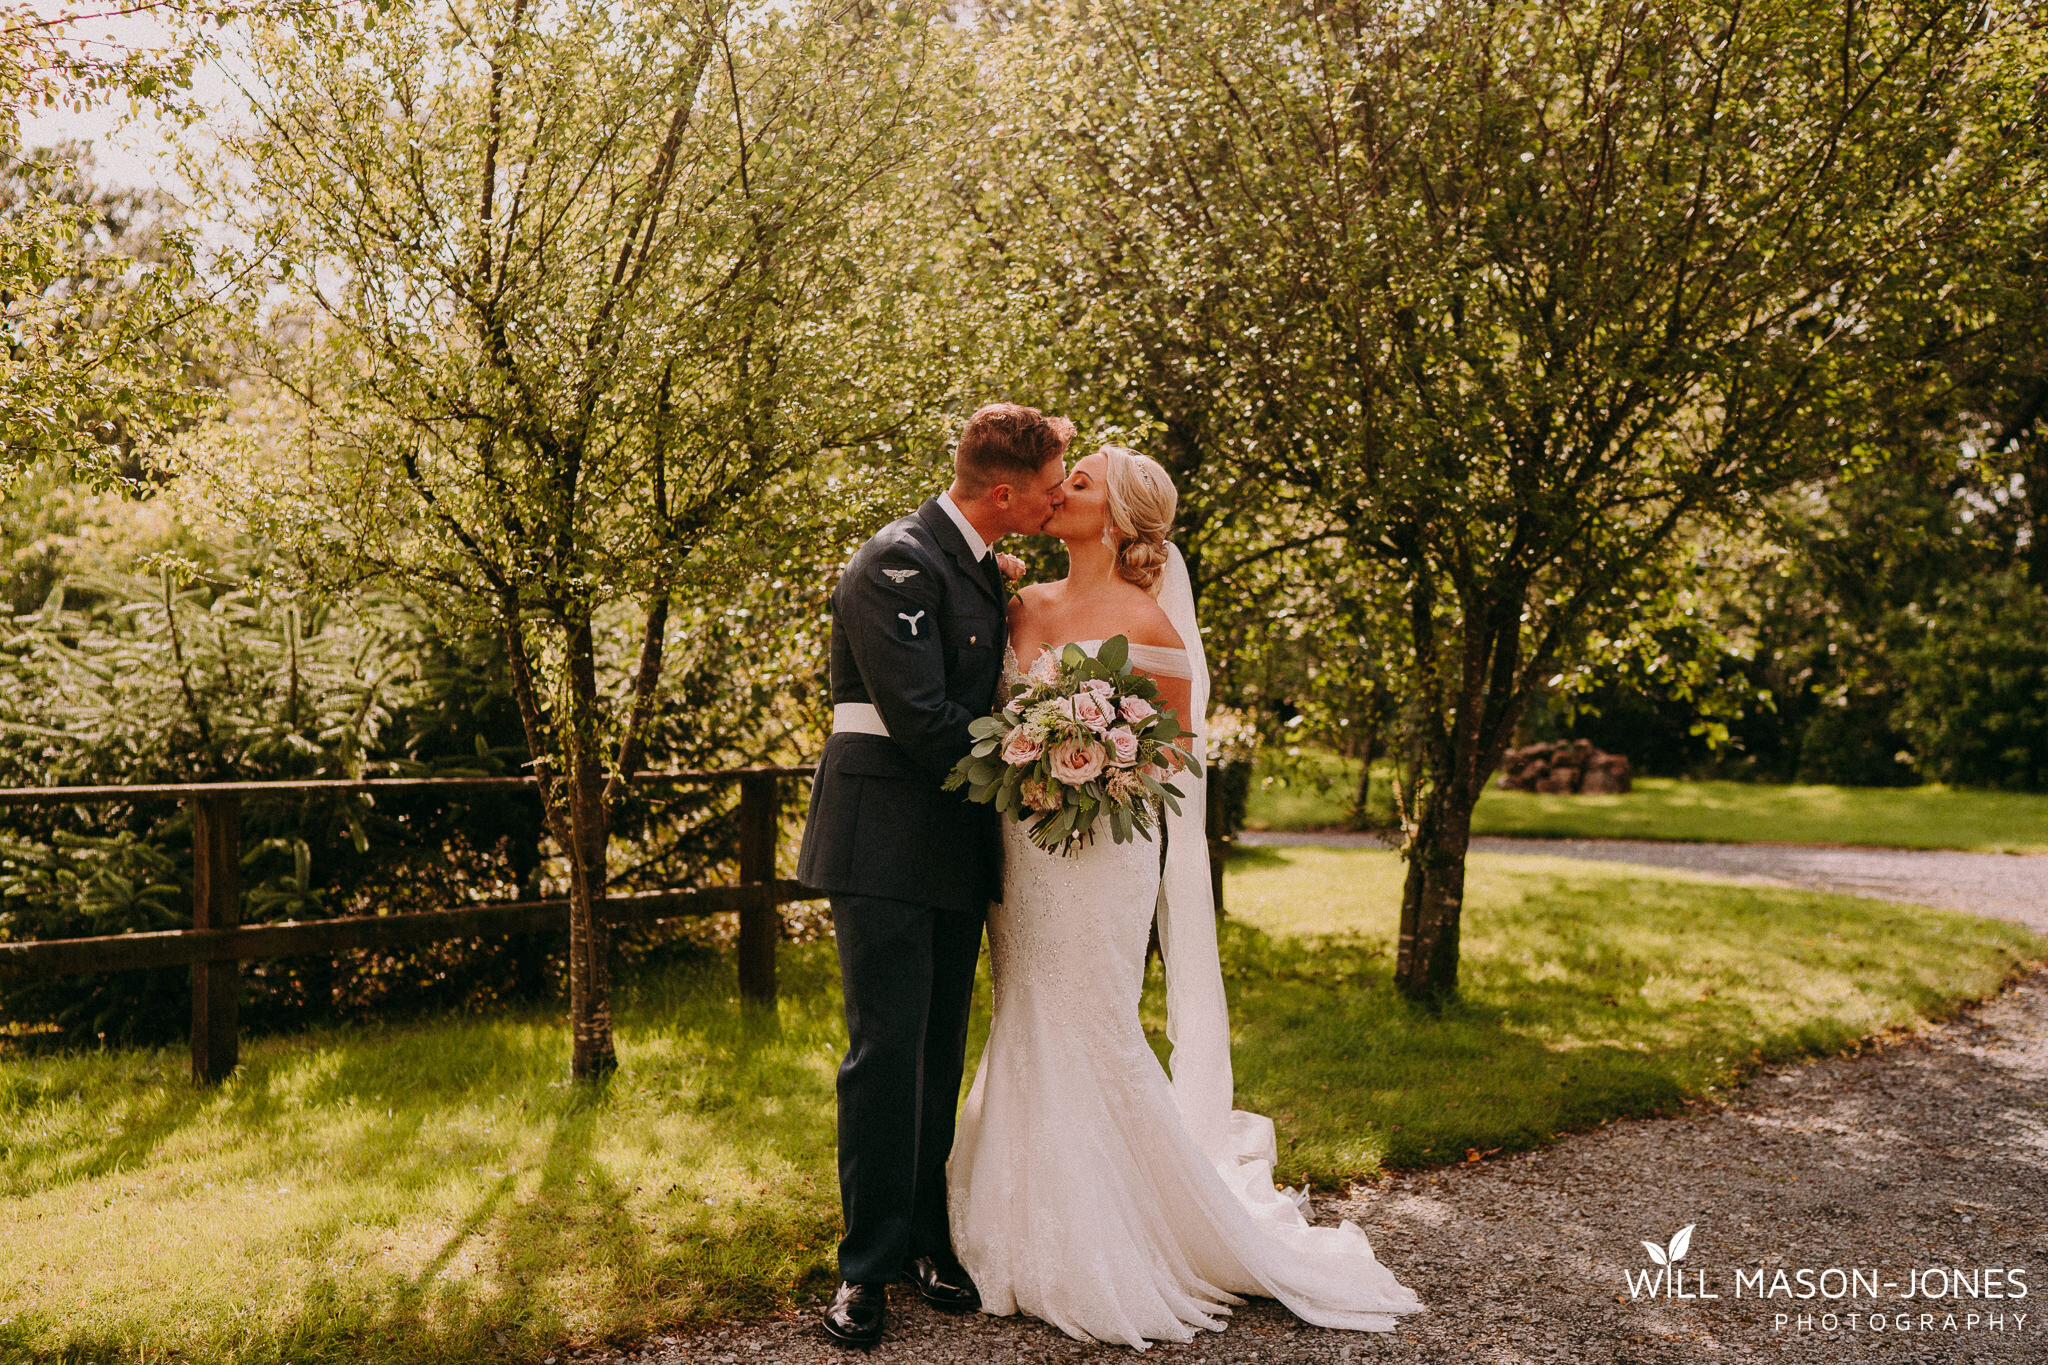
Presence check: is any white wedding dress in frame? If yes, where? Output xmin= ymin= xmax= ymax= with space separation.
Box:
xmin=947 ymin=586 xmax=1423 ymax=1347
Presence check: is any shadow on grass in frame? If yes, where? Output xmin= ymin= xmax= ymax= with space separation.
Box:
xmin=0 ymin=947 xmax=848 ymax=1364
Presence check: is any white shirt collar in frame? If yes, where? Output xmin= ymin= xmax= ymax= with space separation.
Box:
xmin=936 ymin=489 xmax=990 ymax=561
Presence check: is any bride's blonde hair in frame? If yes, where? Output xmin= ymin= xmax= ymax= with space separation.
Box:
xmin=1099 ymin=445 xmax=1176 ymax=596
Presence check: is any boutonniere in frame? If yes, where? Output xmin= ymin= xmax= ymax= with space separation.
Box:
xmin=996 ymin=553 xmax=1027 ymax=598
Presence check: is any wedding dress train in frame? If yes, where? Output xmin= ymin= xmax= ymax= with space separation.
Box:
xmin=947 ymin=636 xmax=1422 ymax=1347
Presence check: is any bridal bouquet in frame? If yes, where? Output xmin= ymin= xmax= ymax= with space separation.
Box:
xmin=944 ymin=635 xmax=1202 ymax=854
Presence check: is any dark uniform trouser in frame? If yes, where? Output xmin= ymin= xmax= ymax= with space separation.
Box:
xmin=831 ymin=892 xmax=986 ymax=1284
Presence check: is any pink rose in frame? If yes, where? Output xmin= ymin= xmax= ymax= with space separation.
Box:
xmin=1001 ymin=728 xmax=1044 ymax=765
xmin=1071 ymin=691 xmax=1113 ymax=732
xmin=1080 ymin=678 xmax=1115 ymax=699
xmin=1118 ymin=695 xmax=1156 ymax=724
xmin=1106 ymin=725 xmax=1140 ymax=765
xmin=1048 ymin=737 xmax=1107 ymax=787
xmin=1027 ymin=650 xmax=1060 ymax=684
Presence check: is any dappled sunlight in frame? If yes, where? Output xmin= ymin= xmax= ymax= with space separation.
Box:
xmin=0 ymin=944 xmax=851 ymax=1362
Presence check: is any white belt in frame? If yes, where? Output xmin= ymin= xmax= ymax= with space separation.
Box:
xmin=833 ymin=702 xmax=890 ymax=737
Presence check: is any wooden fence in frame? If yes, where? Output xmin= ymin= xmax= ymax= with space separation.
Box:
xmin=0 ymin=769 xmax=817 ymax=1084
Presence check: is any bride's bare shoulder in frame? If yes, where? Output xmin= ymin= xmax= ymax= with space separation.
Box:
xmin=1008 ymin=581 xmax=1054 ymax=628
xmin=1114 ymin=587 xmax=1184 ymax=652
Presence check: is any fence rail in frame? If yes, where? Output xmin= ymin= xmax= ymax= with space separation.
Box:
xmin=0 ymin=769 xmax=819 ymax=1083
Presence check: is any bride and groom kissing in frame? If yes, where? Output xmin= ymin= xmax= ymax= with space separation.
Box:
xmin=796 ymin=403 xmax=1423 ymax=1349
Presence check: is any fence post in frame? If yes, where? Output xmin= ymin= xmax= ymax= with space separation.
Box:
xmin=736 ymin=775 xmax=779 ymax=1004
xmin=189 ymin=793 xmax=242 ymax=1084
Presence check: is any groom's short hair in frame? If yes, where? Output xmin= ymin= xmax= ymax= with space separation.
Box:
xmin=954 ymin=403 xmax=1075 ymax=497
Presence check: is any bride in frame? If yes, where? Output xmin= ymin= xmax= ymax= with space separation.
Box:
xmin=947 ymin=445 xmax=1424 ymax=1347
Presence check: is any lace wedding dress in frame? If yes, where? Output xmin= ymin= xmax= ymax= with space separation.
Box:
xmin=947 ymin=611 xmax=1422 ymax=1347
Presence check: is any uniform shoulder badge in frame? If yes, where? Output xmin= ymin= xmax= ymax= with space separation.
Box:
xmin=882 ymin=567 xmax=920 ymax=583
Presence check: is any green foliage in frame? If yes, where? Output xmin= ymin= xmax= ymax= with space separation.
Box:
xmin=1 ymin=2 xmax=227 ymax=127
xmin=962 ymin=0 xmax=2046 ymax=996
xmin=0 ymin=142 xmax=221 ymax=487
xmin=1524 ymin=24 xmax=2048 ymax=788
xmin=197 ymin=0 xmax=960 ymax=660
xmin=0 ymin=0 xmax=273 ymax=490
xmin=0 ymin=466 xmax=866 ymax=1043
xmin=975 ymin=0 xmax=2033 ymax=827
xmin=0 ymin=502 xmax=561 ymax=1041
xmin=1894 ymin=568 xmax=2048 ymax=790
xmin=177 ymin=0 xmax=974 ymax=1073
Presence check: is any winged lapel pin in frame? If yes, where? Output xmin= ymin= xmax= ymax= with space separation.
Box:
xmin=883 ymin=568 xmax=920 ymax=583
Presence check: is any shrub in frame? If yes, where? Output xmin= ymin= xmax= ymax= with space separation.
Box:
xmin=0 ymin=550 xmax=555 ymax=1043
xmin=0 ymin=467 xmax=847 ymax=1046
xmin=1893 ymin=568 xmax=2048 ymax=791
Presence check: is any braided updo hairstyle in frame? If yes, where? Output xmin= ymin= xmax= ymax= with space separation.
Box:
xmin=1099 ymin=445 xmax=1177 ymax=596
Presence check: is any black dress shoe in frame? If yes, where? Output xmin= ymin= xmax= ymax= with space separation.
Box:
xmin=822 ymin=1281 xmax=887 ymax=1348
xmin=908 ymin=1253 xmax=981 ymax=1312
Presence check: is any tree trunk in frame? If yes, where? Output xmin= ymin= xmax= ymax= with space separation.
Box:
xmin=564 ymin=766 xmax=615 ymax=1079
xmin=562 ymin=616 xmax=616 ymax=1080
xmin=1394 ymin=774 xmax=1476 ymax=1004
xmin=1351 ymin=725 xmax=1378 ymax=830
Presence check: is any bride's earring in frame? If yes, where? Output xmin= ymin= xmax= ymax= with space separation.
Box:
xmin=1101 ymin=522 xmax=1119 ymax=551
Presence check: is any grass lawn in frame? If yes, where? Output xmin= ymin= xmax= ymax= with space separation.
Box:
xmin=2 ymin=858 xmax=2039 ymax=1363
xmin=1245 ymin=749 xmax=2048 ymax=853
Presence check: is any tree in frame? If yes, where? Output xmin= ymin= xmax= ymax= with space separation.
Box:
xmin=1 ymin=3 xmax=230 ymax=487
xmin=973 ymin=0 xmax=2040 ymax=999
xmin=196 ymin=0 xmax=959 ymax=1076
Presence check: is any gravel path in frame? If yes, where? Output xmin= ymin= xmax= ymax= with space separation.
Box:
xmin=573 ymin=973 xmax=2048 ymax=1364
xmin=1240 ymin=832 xmax=2048 ymax=936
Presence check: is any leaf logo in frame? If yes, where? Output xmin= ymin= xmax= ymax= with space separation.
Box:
xmin=1641 ymin=1223 xmax=1695 ymax=1267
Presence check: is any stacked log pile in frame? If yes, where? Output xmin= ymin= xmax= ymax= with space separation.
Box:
xmin=1495 ymin=739 xmax=1632 ymax=794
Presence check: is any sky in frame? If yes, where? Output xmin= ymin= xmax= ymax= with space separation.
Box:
xmin=19 ymin=1 xmax=236 ymax=192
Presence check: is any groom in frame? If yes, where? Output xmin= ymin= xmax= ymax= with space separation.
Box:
xmin=797 ymin=402 xmax=1074 ymax=1348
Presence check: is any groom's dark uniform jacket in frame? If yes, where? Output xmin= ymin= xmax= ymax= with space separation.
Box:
xmin=798 ymin=498 xmax=1007 ymax=913
xmin=797 ymin=495 xmax=1008 ymax=1286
